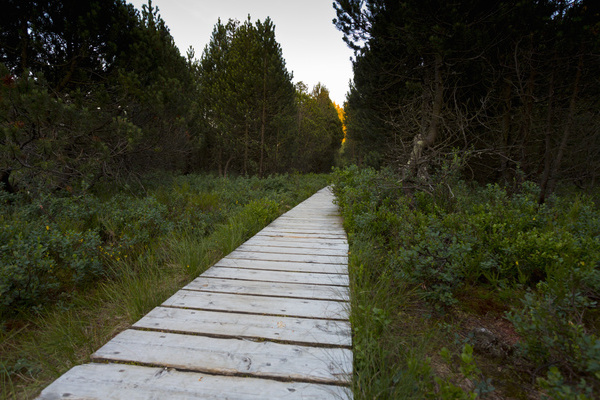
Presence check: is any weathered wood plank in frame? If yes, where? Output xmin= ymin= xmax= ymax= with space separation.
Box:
xmin=203 ymin=266 xmax=350 ymax=286
xmin=266 ymin=223 xmax=344 ymax=231
xmin=225 ymin=250 xmax=347 ymax=265
xmin=242 ymin=238 xmax=349 ymax=250
xmin=275 ymin=216 xmax=343 ymax=224
xmin=184 ymin=277 xmax=349 ymax=301
xmin=133 ymin=307 xmax=352 ymax=347
xmin=244 ymin=237 xmax=348 ymax=247
xmin=236 ymin=244 xmax=348 ymax=257
xmin=263 ymin=224 xmax=345 ymax=232
xmin=38 ymin=363 xmax=352 ymax=400
xmin=214 ymin=258 xmax=347 ymax=274
xmin=259 ymin=227 xmax=347 ymax=236
xmin=91 ymin=330 xmax=353 ymax=384
xmin=162 ymin=290 xmax=350 ymax=320
xmin=270 ymin=218 xmax=343 ymax=224
xmin=273 ymin=208 xmax=339 ymax=213
xmin=255 ymin=232 xmax=347 ymax=240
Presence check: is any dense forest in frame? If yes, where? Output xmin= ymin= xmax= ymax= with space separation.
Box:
xmin=331 ymin=1 xmax=600 ymax=399
xmin=0 ymin=0 xmax=343 ymax=196
xmin=335 ymin=0 xmax=600 ymax=202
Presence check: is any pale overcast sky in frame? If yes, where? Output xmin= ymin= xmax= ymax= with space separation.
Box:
xmin=128 ymin=0 xmax=354 ymax=105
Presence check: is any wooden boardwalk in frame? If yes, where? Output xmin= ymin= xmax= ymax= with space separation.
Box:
xmin=38 ymin=187 xmax=353 ymax=399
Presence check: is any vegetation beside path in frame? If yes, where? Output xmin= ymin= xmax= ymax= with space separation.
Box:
xmin=0 ymin=172 xmax=328 ymax=399
xmin=333 ymin=166 xmax=600 ymax=399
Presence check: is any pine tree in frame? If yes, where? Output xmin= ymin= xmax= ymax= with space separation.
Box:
xmin=198 ymin=16 xmax=296 ymax=176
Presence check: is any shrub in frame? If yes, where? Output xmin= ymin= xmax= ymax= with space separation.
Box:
xmin=1 ymin=172 xmax=329 ymax=317
xmin=333 ymin=165 xmax=600 ymax=396
xmin=0 ymin=222 xmax=102 ymax=311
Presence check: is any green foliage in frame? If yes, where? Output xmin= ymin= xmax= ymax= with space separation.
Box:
xmin=507 ymin=278 xmax=600 ymax=396
xmin=293 ymin=83 xmax=345 ymax=173
xmin=538 ymin=367 xmax=596 ymax=400
xmin=1 ymin=172 xmax=328 ymax=398
xmin=334 ymin=0 xmax=600 ymax=191
xmin=198 ymin=16 xmax=297 ymax=175
xmin=333 ymin=165 xmax=600 ymax=397
xmin=0 ymin=172 xmax=328 ymax=319
xmin=0 ymin=222 xmax=102 ymax=310
xmin=1 ymin=1 xmax=201 ymax=192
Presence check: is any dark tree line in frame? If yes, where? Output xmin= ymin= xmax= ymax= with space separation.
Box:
xmin=0 ymin=1 xmax=343 ymax=194
xmin=197 ymin=17 xmax=342 ymax=176
xmin=334 ymin=0 xmax=600 ymax=200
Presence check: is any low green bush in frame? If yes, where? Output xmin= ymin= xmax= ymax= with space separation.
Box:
xmin=332 ymin=165 xmax=600 ymax=397
xmin=0 ymin=172 xmax=329 ymax=319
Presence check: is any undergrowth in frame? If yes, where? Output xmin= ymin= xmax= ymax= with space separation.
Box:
xmin=333 ymin=165 xmax=600 ymax=399
xmin=0 ymin=172 xmax=328 ymax=399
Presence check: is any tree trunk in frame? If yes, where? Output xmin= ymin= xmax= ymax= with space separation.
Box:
xmin=516 ymin=39 xmax=537 ymax=175
xmin=19 ymin=18 xmax=29 ymax=74
xmin=223 ymin=155 xmax=234 ymax=178
xmin=0 ymin=169 xmax=15 ymax=193
xmin=217 ymin=148 xmax=223 ymax=177
xmin=500 ymin=80 xmax=512 ymax=183
xmin=275 ymin=126 xmax=280 ymax=173
xmin=538 ymin=60 xmax=557 ymax=204
xmin=244 ymin=121 xmax=249 ymax=175
xmin=259 ymin=57 xmax=267 ymax=177
xmin=404 ymin=53 xmax=443 ymax=179
xmin=545 ymin=53 xmax=584 ymax=197
xmin=518 ymin=68 xmax=536 ymax=169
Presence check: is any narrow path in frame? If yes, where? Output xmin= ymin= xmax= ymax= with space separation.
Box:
xmin=38 ymin=187 xmax=353 ymax=399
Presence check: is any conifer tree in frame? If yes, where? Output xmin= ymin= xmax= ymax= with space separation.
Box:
xmin=198 ymin=16 xmax=296 ymax=176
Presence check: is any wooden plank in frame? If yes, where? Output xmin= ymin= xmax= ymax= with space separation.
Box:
xmin=267 ymin=223 xmax=344 ymax=231
xmin=275 ymin=216 xmax=343 ymax=224
xmin=244 ymin=237 xmax=348 ymax=247
xmin=236 ymin=244 xmax=348 ymax=257
xmin=225 ymin=250 xmax=347 ymax=265
xmin=255 ymin=232 xmax=347 ymax=240
xmin=280 ymin=215 xmax=340 ymax=220
xmin=133 ymin=307 xmax=352 ymax=347
xmin=260 ymin=227 xmax=346 ymax=236
xmin=91 ymin=330 xmax=353 ymax=384
xmin=215 ymin=258 xmax=347 ymax=274
xmin=242 ymin=238 xmax=349 ymax=250
xmin=263 ymin=225 xmax=345 ymax=233
xmin=184 ymin=277 xmax=349 ymax=301
xmin=284 ymin=207 xmax=339 ymax=212
xmin=271 ymin=217 xmax=343 ymax=223
xmin=38 ymin=363 xmax=352 ymax=400
xmin=162 ymin=290 xmax=350 ymax=320
xmin=203 ymin=266 xmax=350 ymax=286
xmin=263 ymin=227 xmax=344 ymax=235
